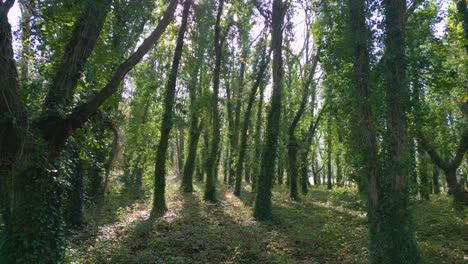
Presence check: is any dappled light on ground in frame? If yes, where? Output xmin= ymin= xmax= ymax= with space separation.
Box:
xmin=66 ymin=183 xmax=466 ymax=263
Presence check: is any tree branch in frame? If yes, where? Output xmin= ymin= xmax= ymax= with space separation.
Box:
xmin=44 ymin=0 xmax=111 ymax=111
xmin=417 ymin=129 xmax=467 ymax=172
xmin=406 ymin=0 xmax=423 ymax=21
xmin=40 ymin=0 xmax=178 ymax=149
xmin=289 ymin=51 xmax=319 ymax=135
xmin=449 ymin=129 xmax=468 ymax=171
xmin=0 ymin=4 xmax=22 ymax=165
xmin=254 ymin=0 xmax=271 ymax=24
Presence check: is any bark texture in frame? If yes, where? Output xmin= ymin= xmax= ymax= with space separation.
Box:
xmin=254 ymin=0 xmax=286 ymax=220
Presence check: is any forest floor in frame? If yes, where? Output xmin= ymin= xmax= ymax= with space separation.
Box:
xmin=66 ymin=177 xmax=467 ymax=264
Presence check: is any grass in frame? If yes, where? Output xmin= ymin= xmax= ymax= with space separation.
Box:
xmin=66 ymin=180 xmax=467 ymax=263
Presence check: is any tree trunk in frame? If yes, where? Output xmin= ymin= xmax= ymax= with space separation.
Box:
xmin=327 ymin=118 xmax=333 ymax=190
xmin=182 ymin=120 xmax=202 ymax=192
xmin=1 ymin=0 xmax=177 ymax=258
xmin=300 ymin=153 xmax=308 ymax=194
xmin=151 ymin=0 xmax=191 ymax=217
xmin=254 ymin=0 xmax=286 ymax=220
xmin=418 ymin=131 xmax=467 ymax=205
xmin=67 ymin=155 xmax=84 ymax=228
xmin=444 ymin=169 xmax=467 ymax=206
xmin=225 ymin=65 xmax=235 ymax=186
xmin=288 ymin=138 xmax=299 ymax=198
xmin=312 ymin=150 xmax=318 ymax=185
xmin=181 ymin=36 xmax=204 ymax=192
xmin=196 ymin=149 xmax=204 ymax=182
xmin=457 ymin=0 xmax=468 ymax=54
xmin=132 ymin=155 xmax=145 ymax=196
xmin=2 ymin=167 xmax=64 ymax=263
xmin=277 ymin=153 xmax=284 ymax=185
xmin=408 ymin=138 xmax=418 ymax=196
xmin=252 ymin=82 xmax=265 ymax=191
xmin=101 ymin=123 xmax=119 ymax=201
xmin=380 ymin=0 xmax=420 ymax=262
xmin=349 ymin=0 xmax=417 ymax=262
xmin=336 ymin=155 xmax=342 ymax=187
xmin=0 ymin=5 xmax=22 ymax=230
xmin=432 ymin=165 xmax=440 ymax=194
xmin=176 ymin=126 xmax=185 ymax=177
xmin=204 ymin=0 xmax=225 ymax=202
xmin=223 ymin=145 xmax=229 ymax=183
xmin=234 ymin=43 xmax=269 ymax=196
xmin=287 ymin=48 xmax=318 ymax=199
xmin=418 ymin=151 xmax=430 ymax=200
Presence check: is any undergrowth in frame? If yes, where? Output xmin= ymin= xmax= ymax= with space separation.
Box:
xmin=66 ymin=181 xmax=467 ymax=263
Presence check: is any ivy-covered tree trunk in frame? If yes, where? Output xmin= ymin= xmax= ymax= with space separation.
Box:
xmin=0 ymin=1 xmax=110 ymax=260
xmin=327 ymin=118 xmax=333 ymax=190
xmin=432 ymin=165 xmax=440 ymax=194
xmin=408 ymin=139 xmax=419 ymax=196
xmin=176 ymin=127 xmax=185 ymax=177
xmin=223 ymin=146 xmax=229 ymax=183
xmin=419 ymin=129 xmax=467 ymax=206
xmin=277 ymin=151 xmax=284 ymax=185
xmin=102 ymin=124 xmax=118 ymax=200
xmin=300 ymin=153 xmax=309 ymax=194
xmin=253 ymin=0 xmax=286 ymax=220
xmin=152 ymin=0 xmax=191 ymax=217
xmin=181 ymin=119 xmax=202 ymax=192
xmin=311 ymin=150 xmax=319 ymax=185
xmin=234 ymin=43 xmax=269 ymax=197
xmin=204 ymin=0 xmax=225 ymax=202
xmin=287 ymin=47 xmax=318 ymax=200
xmin=418 ymin=150 xmax=430 ymax=200
xmin=230 ymin=19 xmax=253 ymax=186
xmin=288 ymin=139 xmax=300 ymax=198
xmin=1 ymin=0 xmax=178 ymax=257
xmin=349 ymin=0 xmax=421 ymax=260
xmin=2 ymin=168 xmax=65 ymax=263
xmin=200 ymin=121 xmax=211 ymax=182
xmin=252 ymin=81 xmax=265 ymax=191
xmin=336 ymin=156 xmax=342 ymax=187
xmin=0 ymin=1 xmax=22 ymax=230
xmin=225 ymin=64 xmax=235 ymax=186
xmin=132 ymin=154 xmax=145 ymax=196
xmin=380 ymin=0 xmax=420 ymax=262
xmin=181 ymin=23 xmax=206 ymax=192
xmin=67 ymin=155 xmax=84 ymax=228
xmin=457 ymin=0 xmax=468 ymax=54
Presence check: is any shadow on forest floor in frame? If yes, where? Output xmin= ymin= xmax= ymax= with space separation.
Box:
xmin=67 ymin=181 xmax=467 ymax=264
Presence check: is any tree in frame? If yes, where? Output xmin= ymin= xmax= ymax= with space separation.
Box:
xmin=348 ymin=0 xmax=419 ymax=262
xmin=204 ymin=0 xmax=227 ymax=202
xmin=180 ymin=0 xmax=211 ymax=193
xmin=151 ymin=0 xmax=192 ymax=217
xmin=287 ymin=48 xmax=319 ymax=199
xmin=234 ymin=38 xmax=270 ymax=197
xmin=0 ymin=0 xmax=178 ymax=261
xmin=253 ymin=0 xmax=287 ymax=220
xmin=378 ymin=0 xmax=420 ymax=261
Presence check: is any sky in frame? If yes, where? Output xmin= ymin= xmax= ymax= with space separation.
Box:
xmin=7 ymin=1 xmax=20 ymax=31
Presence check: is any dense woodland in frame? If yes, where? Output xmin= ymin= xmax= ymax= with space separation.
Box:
xmin=0 ymin=0 xmax=467 ymax=263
